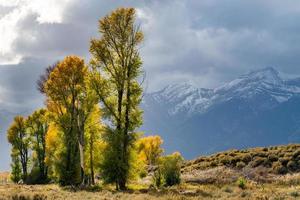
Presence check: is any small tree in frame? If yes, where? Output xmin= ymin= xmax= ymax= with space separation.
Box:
xmin=156 ymin=152 xmax=183 ymax=187
xmin=7 ymin=116 xmax=30 ymax=182
xmin=136 ymin=135 xmax=164 ymax=166
xmin=26 ymin=108 xmax=49 ymax=182
xmin=10 ymin=149 xmax=22 ymax=183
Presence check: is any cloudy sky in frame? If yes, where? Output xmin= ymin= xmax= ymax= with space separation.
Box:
xmin=1 ymin=0 xmax=300 ymax=113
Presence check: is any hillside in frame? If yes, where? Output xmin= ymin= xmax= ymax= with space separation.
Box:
xmin=182 ymin=144 xmax=300 ymax=184
xmin=2 ymin=144 xmax=300 ymax=199
xmin=142 ymin=67 xmax=300 ymax=159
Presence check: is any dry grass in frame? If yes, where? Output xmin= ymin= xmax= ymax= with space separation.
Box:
xmin=0 ymin=172 xmax=9 ymax=184
xmin=1 ymin=181 xmax=300 ymax=200
xmin=183 ymin=144 xmax=300 ymax=176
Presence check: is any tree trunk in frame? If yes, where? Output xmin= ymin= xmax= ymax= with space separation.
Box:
xmin=89 ymin=135 xmax=95 ymax=185
xmin=79 ymin=138 xmax=85 ymax=185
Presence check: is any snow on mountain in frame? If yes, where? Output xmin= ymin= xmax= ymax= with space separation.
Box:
xmin=141 ymin=67 xmax=300 ymax=159
xmin=147 ymin=67 xmax=300 ymax=117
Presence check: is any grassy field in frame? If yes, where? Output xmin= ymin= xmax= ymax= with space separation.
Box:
xmin=2 ymin=144 xmax=300 ymax=199
xmin=1 ymin=167 xmax=300 ymax=199
xmin=1 ymin=180 xmax=300 ymax=200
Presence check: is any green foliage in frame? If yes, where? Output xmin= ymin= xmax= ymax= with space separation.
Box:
xmin=43 ymin=56 xmax=97 ymax=185
xmin=99 ymin=129 xmax=138 ymax=187
xmin=10 ymin=151 xmax=22 ymax=183
xmin=84 ymin=106 xmax=104 ymax=185
xmin=272 ymin=161 xmax=288 ymax=174
xmin=26 ymin=166 xmax=42 ymax=185
xmin=157 ymin=152 xmax=183 ymax=187
xmin=136 ymin=135 xmax=164 ymax=166
xmin=153 ymin=169 xmax=163 ymax=188
xmin=26 ymin=109 xmax=49 ymax=183
xmin=290 ymin=191 xmax=299 ymax=198
xmin=250 ymin=157 xmax=270 ymax=168
xmin=89 ymin=7 xmax=144 ymax=190
xmin=7 ymin=116 xmax=30 ymax=182
xmin=237 ymin=177 xmax=246 ymax=189
xmin=287 ymin=160 xmax=298 ymax=171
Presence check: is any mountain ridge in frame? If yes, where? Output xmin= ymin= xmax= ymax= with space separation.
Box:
xmin=141 ymin=67 xmax=300 ymax=159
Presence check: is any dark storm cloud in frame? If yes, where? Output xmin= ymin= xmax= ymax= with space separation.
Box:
xmin=0 ymin=58 xmax=50 ymax=112
xmin=2 ymin=0 xmax=300 ymax=108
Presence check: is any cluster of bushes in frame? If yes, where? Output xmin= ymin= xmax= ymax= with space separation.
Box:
xmin=184 ymin=144 xmax=300 ymax=175
xmin=153 ymin=152 xmax=183 ymax=188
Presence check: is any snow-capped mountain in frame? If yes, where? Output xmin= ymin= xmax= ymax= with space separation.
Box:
xmin=141 ymin=67 xmax=300 ymax=159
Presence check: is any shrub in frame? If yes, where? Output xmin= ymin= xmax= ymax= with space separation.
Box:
xmin=10 ymin=158 xmax=22 ymax=183
xmin=26 ymin=166 xmax=46 ymax=184
xmin=250 ymin=157 xmax=267 ymax=168
xmin=290 ymin=191 xmax=299 ymax=198
xmin=158 ymin=152 xmax=183 ymax=186
xmin=272 ymin=161 xmax=288 ymax=174
xmin=287 ymin=160 xmax=298 ymax=171
xmin=210 ymin=161 xmax=218 ymax=167
xmin=262 ymin=147 xmax=268 ymax=152
xmin=293 ymin=150 xmax=300 ymax=159
xmin=32 ymin=194 xmax=47 ymax=200
xmin=153 ymin=169 xmax=163 ymax=188
xmin=279 ymin=157 xmax=289 ymax=165
xmin=268 ymin=154 xmax=278 ymax=162
xmin=241 ymin=154 xmax=252 ymax=163
xmin=11 ymin=194 xmax=47 ymax=200
xmin=223 ymin=187 xmax=233 ymax=193
xmin=139 ymin=170 xmax=147 ymax=178
xmin=236 ymin=161 xmax=246 ymax=169
xmin=220 ymin=156 xmax=231 ymax=165
xmin=237 ymin=177 xmax=246 ymax=189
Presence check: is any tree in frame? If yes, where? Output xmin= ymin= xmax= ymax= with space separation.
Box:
xmin=159 ymin=152 xmax=183 ymax=186
xmin=45 ymin=123 xmax=63 ymax=181
xmin=84 ymin=106 xmax=104 ymax=185
xmin=10 ymin=149 xmax=22 ymax=183
xmin=153 ymin=152 xmax=183 ymax=187
xmin=7 ymin=116 xmax=29 ymax=182
xmin=44 ymin=55 xmax=97 ymax=185
xmin=89 ymin=7 xmax=144 ymax=190
xmin=37 ymin=62 xmax=57 ymax=94
xmin=136 ymin=135 xmax=164 ymax=166
xmin=26 ymin=108 xmax=49 ymax=182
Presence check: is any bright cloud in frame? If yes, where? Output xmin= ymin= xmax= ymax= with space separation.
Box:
xmin=0 ymin=0 xmax=72 ymax=64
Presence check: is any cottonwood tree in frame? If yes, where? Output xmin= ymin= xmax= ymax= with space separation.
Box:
xmin=137 ymin=135 xmax=164 ymax=166
xmin=89 ymin=7 xmax=144 ymax=190
xmin=10 ymin=149 xmax=22 ymax=183
xmin=26 ymin=108 xmax=49 ymax=182
xmin=84 ymin=106 xmax=104 ymax=185
xmin=7 ymin=116 xmax=30 ymax=182
xmin=44 ymin=56 xmax=97 ymax=185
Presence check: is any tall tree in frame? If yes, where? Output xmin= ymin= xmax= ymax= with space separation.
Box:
xmin=89 ymin=7 xmax=144 ymax=190
xmin=26 ymin=108 xmax=49 ymax=182
xmin=7 ymin=116 xmax=29 ymax=182
xmin=44 ymin=56 xmax=96 ymax=185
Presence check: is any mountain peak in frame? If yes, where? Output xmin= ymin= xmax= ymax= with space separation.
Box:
xmin=240 ymin=67 xmax=282 ymax=85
